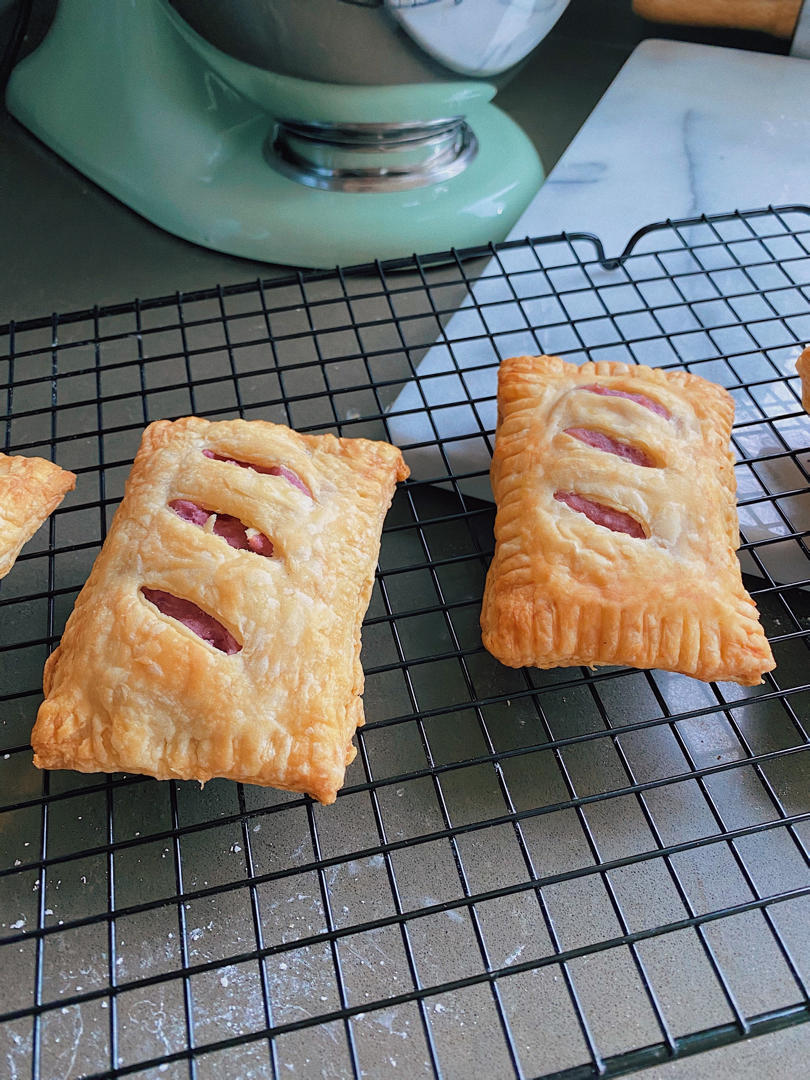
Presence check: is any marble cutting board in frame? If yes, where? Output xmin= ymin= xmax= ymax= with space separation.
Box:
xmin=387 ymin=39 xmax=810 ymax=503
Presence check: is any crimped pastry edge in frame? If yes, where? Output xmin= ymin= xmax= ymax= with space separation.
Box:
xmin=32 ymin=417 xmax=408 ymax=803
xmin=480 ymin=355 xmax=774 ymax=686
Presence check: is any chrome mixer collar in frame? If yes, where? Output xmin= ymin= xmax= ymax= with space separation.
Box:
xmin=270 ymin=117 xmax=477 ymax=193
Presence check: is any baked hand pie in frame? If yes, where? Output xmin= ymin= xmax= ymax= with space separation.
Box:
xmin=0 ymin=453 xmax=76 ymax=579
xmin=480 ymin=356 xmax=774 ymax=686
xmin=796 ymin=345 xmax=810 ymax=412
xmin=32 ymin=417 xmax=409 ymax=803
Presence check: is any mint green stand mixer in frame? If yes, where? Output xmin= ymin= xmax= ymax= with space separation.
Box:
xmin=6 ymin=0 xmax=570 ymax=268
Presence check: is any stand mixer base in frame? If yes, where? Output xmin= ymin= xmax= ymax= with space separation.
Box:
xmin=6 ymin=0 xmax=544 ymax=268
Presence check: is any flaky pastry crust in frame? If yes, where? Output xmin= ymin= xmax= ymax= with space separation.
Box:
xmin=0 ymin=453 xmax=76 ymax=579
xmin=480 ymin=356 xmax=774 ymax=686
xmin=796 ymin=346 xmax=810 ymax=413
xmin=32 ymin=417 xmax=408 ymax=803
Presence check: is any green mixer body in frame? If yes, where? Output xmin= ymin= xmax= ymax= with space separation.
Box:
xmin=6 ymin=0 xmax=544 ymax=267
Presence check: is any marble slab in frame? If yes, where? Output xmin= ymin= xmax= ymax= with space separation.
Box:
xmin=510 ymin=38 xmax=810 ymax=256
xmin=790 ymin=0 xmax=810 ymax=56
xmin=388 ymin=39 xmax=810 ymax=501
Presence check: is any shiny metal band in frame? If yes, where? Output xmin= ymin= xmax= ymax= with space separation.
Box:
xmin=266 ymin=116 xmax=478 ymax=192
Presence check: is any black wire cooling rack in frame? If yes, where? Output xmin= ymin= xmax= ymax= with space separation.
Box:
xmin=1 ymin=205 xmax=809 ymax=1080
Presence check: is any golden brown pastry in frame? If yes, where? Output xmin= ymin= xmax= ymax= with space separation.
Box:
xmin=632 ymin=0 xmax=801 ymax=38
xmin=480 ymin=356 xmax=774 ymax=686
xmin=0 ymin=453 xmax=76 ymax=579
xmin=796 ymin=345 xmax=810 ymax=412
xmin=32 ymin=417 xmax=409 ymax=803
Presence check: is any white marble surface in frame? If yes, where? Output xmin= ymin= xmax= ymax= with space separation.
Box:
xmin=791 ymin=0 xmax=810 ymax=57
xmin=510 ymin=38 xmax=810 ymax=257
xmin=389 ymin=38 xmax=810 ymax=496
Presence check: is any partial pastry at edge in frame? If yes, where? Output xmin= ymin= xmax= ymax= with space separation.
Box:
xmin=796 ymin=345 xmax=810 ymax=413
xmin=480 ymin=355 xmax=774 ymax=686
xmin=32 ymin=417 xmax=409 ymax=804
xmin=0 ymin=453 xmax=76 ymax=579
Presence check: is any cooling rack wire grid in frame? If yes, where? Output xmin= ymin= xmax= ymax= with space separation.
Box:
xmin=1 ymin=205 xmax=808 ymax=1080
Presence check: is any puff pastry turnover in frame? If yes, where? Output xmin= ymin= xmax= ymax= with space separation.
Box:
xmin=796 ymin=345 xmax=810 ymax=412
xmin=480 ymin=356 xmax=774 ymax=686
xmin=0 ymin=453 xmax=76 ymax=579
xmin=32 ymin=417 xmax=408 ymax=803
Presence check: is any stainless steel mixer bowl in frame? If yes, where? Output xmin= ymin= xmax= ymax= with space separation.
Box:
xmin=169 ymin=0 xmax=571 ymax=86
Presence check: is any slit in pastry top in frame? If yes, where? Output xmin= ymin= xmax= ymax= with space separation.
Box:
xmin=563 ymin=427 xmax=656 ymax=468
xmin=202 ymin=450 xmax=312 ymax=498
xmin=169 ymin=499 xmax=274 ymax=557
xmin=580 ymin=383 xmax=670 ymax=420
xmin=140 ymin=587 xmax=242 ymax=654
xmin=554 ymin=491 xmax=647 ymax=539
